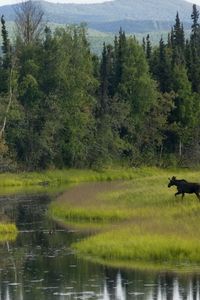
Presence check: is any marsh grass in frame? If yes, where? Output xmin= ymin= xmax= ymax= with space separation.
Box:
xmin=0 ymin=223 xmax=18 ymax=242
xmin=49 ymin=167 xmax=200 ymax=270
xmin=74 ymin=227 xmax=200 ymax=263
xmin=0 ymin=168 xmax=153 ymax=197
xmin=0 ymin=168 xmax=144 ymax=188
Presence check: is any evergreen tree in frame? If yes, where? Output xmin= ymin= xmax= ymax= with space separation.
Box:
xmin=146 ymin=34 xmax=152 ymax=61
xmin=99 ymin=43 xmax=114 ymax=106
xmin=114 ymin=28 xmax=126 ymax=92
xmin=173 ymin=13 xmax=185 ymax=48
xmin=172 ymin=13 xmax=185 ymax=65
xmin=1 ymin=15 xmax=10 ymax=69
xmin=0 ymin=15 xmax=11 ymax=93
xmin=142 ymin=37 xmax=146 ymax=52
xmin=191 ymin=4 xmax=200 ymax=46
xmin=152 ymin=38 xmax=172 ymax=93
xmin=190 ymin=4 xmax=200 ymax=92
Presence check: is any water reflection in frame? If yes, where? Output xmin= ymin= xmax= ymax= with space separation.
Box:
xmin=101 ymin=272 xmax=200 ymax=300
xmin=0 ymin=193 xmax=199 ymax=299
xmin=2 ymin=269 xmax=200 ymax=299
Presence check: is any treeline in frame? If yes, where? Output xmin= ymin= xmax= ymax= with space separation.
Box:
xmin=0 ymin=1 xmax=200 ymax=170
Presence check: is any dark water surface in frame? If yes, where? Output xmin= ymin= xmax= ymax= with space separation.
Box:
xmin=0 ymin=191 xmax=199 ymax=299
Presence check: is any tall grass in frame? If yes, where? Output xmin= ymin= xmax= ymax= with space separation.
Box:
xmin=74 ymin=227 xmax=200 ymax=264
xmin=0 ymin=223 xmax=18 ymax=242
xmin=0 ymin=167 xmax=145 ymax=188
xmin=0 ymin=167 xmax=149 ymax=196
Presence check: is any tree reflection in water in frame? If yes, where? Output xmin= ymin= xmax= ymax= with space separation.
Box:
xmin=0 ymin=193 xmax=199 ymax=299
xmin=102 ymin=272 xmax=200 ymax=300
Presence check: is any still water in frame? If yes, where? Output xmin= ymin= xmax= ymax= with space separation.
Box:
xmin=0 ymin=191 xmax=199 ymax=300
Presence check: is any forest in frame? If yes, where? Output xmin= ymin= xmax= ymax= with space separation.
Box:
xmin=0 ymin=1 xmax=200 ymax=171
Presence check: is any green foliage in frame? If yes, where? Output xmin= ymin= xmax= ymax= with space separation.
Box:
xmin=0 ymin=222 xmax=18 ymax=242
xmin=119 ymin=37 xmax=156 ymax=119
xmin=0 ymin=3 xmax=200 ymax=169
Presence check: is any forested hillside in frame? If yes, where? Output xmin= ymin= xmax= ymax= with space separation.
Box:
xmin=0 ymin=1 xmax=200 ymax=170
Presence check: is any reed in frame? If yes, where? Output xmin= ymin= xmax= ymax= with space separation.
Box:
xmin=0 ymin=223 xmax=18 ymax=242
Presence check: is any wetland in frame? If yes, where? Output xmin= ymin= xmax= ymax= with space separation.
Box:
xmin=0 ymin=168 xmax=200 ymax=299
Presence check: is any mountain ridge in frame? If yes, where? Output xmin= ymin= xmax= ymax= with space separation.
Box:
xmin=0 ymin=0 xmax=197 ymax=33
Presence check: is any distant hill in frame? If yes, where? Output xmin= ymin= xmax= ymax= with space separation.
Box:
xmin=0 ymin=0 xmax=197 ymax=33
xmin=88 ymin=19 xmax=192 ymax=33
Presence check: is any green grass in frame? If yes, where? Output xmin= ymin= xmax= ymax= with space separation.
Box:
xmin=49 ymin=167 xmax=200 ymax=271
xmin=74 ymin=228 xmax=200 ymax=264
xmin=0 ymin=167 xmax=164 ymax=199
xmin=0 ymin=168 xmax=139 ymax=186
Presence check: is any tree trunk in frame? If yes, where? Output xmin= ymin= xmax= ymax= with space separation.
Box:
xmin=179 ymin=139 xmax=182 ymax=157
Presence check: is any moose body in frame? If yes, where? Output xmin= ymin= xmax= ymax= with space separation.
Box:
xmin=168 ymin=176 xmax=200 ymax=200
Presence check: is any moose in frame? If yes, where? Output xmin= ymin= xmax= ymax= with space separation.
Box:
xmin=168 ymin=176 xmax=200 ymax=200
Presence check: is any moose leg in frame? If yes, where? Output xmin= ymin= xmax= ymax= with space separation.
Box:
xmin=175 ymin=192 xmax=182 ymax=197
xmin=181 ymin=193 xmax=185 ymax=199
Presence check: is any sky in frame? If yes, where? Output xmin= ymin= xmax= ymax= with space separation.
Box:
xmin=187 ymin=0 xmax=200 ymax=4
xmin=0 ymin=0 xmax=113 ymax=5
xmin=0 ymin=0 xmax=200 ymax=5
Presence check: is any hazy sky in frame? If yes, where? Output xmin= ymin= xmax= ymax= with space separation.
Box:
xmin=0 ymin=0 xmax=113 ymax=5
xmin=187 ymin=0 xmax=200 ymax=4
xmin=0 ymin=0 xmax=199 ymax=5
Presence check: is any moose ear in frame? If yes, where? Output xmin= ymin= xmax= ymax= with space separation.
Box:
xmin=172 ymin=176 xmax=176 ymax=180
xmin=168 ymin=178 xmax=171 ymax=180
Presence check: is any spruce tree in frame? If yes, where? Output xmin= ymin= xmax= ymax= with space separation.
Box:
xmin=142 ymin=37 xmax=146 ymax=53
xmin=0 ymin=15 xmax=11 ymax=93
xmin=153 ymin=38 xmax=172 ymax=93
xmin=1 ymin=15 xmax=10 ymax=69
xmin=191 ymin=4 xmax=200 ymax=45
xmin=146 ymin=34 xmax=152 ymax=61
xmin=190 ymin=4 xmax=200 ymax=92
xmin=172 ymin=13 xmax=185 ymax=65
xmin=114 ymin=28 xmax=126 ymax=91
xmin=99 ymin=43 xmax=109 ymax=114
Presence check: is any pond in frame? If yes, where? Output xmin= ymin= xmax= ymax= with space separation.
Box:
xmin=0 ymin=190 xmax=199 ymax=299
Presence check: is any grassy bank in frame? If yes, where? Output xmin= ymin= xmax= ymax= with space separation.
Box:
xmin=49 ymin=167 xmax=200 ymax=270
xmin=0 ymin=167 xmax=148 ymax=188
xmin=0 ymin=167 xmax=159 ymax=195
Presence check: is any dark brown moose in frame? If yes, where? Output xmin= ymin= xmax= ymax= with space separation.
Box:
xmin=168 ymin=176 xmax=200 ymax=200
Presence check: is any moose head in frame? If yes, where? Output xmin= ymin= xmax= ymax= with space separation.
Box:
xmin=168 ymin=176 xmax=176 ymax=188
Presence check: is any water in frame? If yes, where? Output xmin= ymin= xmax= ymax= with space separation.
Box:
xmin=0 ymin=192 xmax=199 ymax=299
